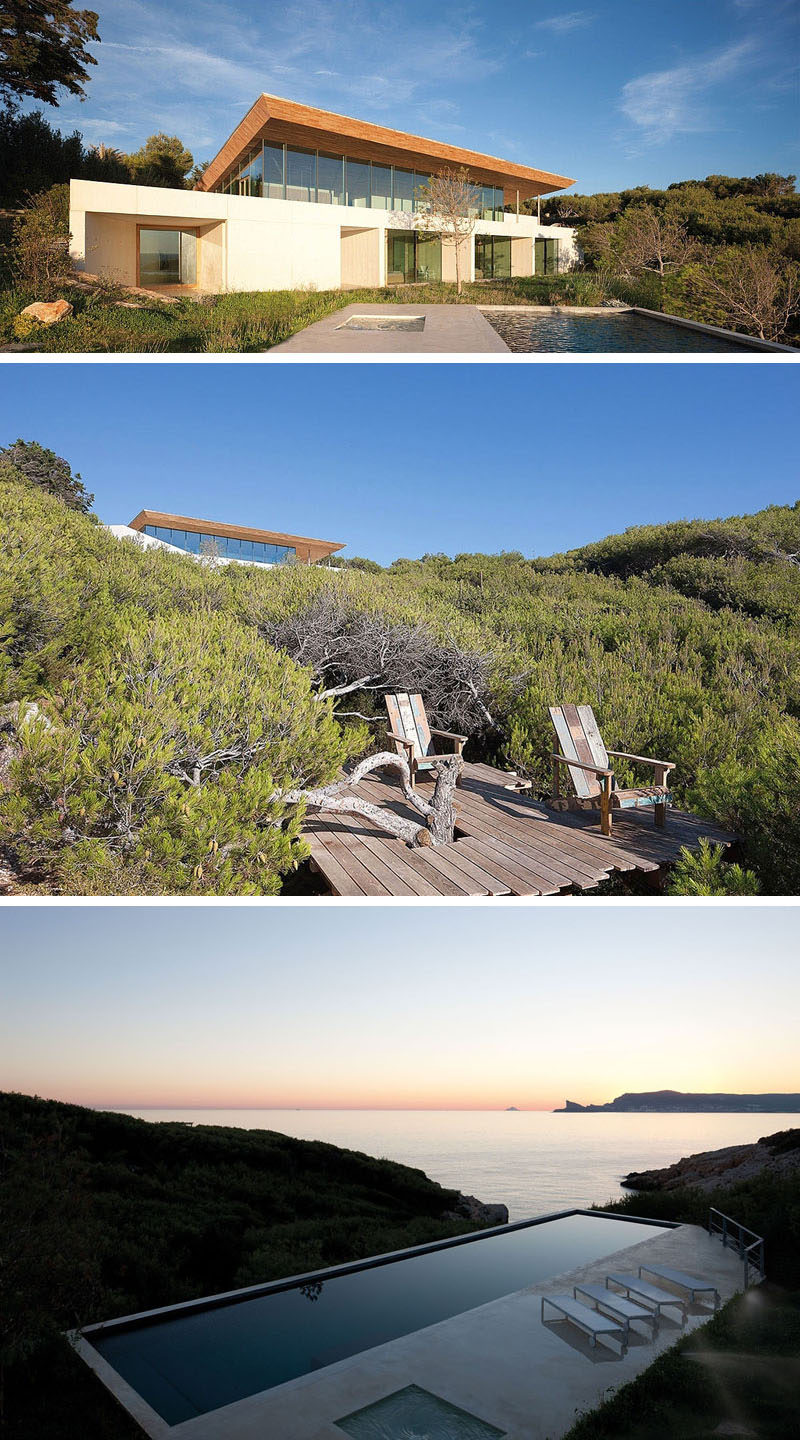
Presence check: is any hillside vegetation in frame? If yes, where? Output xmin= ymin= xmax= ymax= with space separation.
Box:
xmin=569 ymin=1146 xmax=800 ymax=1440
xmin=1 ymin=1091 xmax=479 ymax=1439
xmin=2 ymin=460 xmax=799 ymax=894
xmin=539 ymin=174 xmax=800 ymax=344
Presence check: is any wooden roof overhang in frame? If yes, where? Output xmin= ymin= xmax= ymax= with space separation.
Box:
xmin=129 ymin=510 xmax=344 ymax=563
xmin=196 ymin=94 xmax=574 ymax=204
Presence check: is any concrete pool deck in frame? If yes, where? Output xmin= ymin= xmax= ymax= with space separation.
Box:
xmin=269 ymin=303 xmax=510 ymax=354
xmin=267 ymin=301 xmax=797 ymax=355
xmin=82 ymin=1221 xmax=746 ymax=1440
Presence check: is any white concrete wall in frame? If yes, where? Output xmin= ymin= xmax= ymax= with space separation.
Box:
xmin=70 ymin=180 xmax=577 ymax=292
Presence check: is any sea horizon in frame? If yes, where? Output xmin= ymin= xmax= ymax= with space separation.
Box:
xmin=111 ymin=1106 xmax=794 ymax=1223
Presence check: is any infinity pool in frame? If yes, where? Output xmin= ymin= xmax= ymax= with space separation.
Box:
xmin=483 ymin=310 xmax=765 ymax=353
xmin=86 ymin=1213 xmax=666 ymax=1425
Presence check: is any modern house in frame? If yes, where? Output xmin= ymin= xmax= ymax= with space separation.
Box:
xmin=70 ymin=94 xmax=577 ymax=292
xmin=108 ymin=510 xmax=344 ymax=567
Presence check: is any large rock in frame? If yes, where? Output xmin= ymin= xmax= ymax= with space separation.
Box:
xmin=444 ymin=1192 xmax=509 ymax=1226
xmin=20 ymin=299 xmax=73 ymax=326
xmin=622 ymin=1128 xmax=800 ymax=1193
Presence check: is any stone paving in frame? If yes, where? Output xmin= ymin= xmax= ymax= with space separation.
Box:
xmin=268 ymin=303 xmax=510 ymax=354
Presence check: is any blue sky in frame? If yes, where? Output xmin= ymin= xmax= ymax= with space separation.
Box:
xmin=1 ymin=364 xmax=797 ymax=563
xmin=27 ymin=0 xmax=799 ymax=192
xmin=2 ymin=907 xmax=797 ymax=1108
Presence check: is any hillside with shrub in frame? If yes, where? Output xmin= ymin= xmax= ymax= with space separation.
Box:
xmin=1 ymin=453 xmax=799 ymax=894
xmin=538 ymin=174 xmax=800 ymax=344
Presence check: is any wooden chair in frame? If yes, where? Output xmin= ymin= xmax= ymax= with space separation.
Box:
xmin=385 ymin=693 xmax=466 ymax=790
xmin=549 ymin=703 xmax=674 ymax=836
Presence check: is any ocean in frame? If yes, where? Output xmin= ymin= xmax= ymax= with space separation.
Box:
xmin=119 ymin=1108 xmax=791 ymax=1221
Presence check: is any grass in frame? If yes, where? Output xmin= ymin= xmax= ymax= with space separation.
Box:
xmin=0 ymin=272 xmax=614 ymax=353
xmin=563 ymin=1284 xmax=800 ymax=1440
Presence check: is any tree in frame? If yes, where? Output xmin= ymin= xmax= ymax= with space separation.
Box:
xmin=2 ymin=609 xmax=356 ymax=895
xmin=280 ymin=748 xmax=463 ymax=847
xmin=415 ymin=166 xmax=482 ymax=294
xmin=669 ymin=246 xmax=800 ymax=342
xmin=255 ymin=590 xmax=497 ymax=731
xmin=0 ymin=438 xmax=93 ymax=511
xmin=125 ymin=132 xmax=194 ymax=189
xmin=593 ymin=203 xmax=697 ymax=277
xmin=0 ymin=0 xmax=99 ymax=108
xmin=9 ymin=183 xmax=72 ymax=294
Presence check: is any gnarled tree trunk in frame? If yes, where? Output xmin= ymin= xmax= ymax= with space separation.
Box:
xmin=281 ymin=750 xmax=462 ymax=847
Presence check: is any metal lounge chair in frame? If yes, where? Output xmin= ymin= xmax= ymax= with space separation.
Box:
xmin=606 ymin=1273 xmax=687 ymax=1324
xmin=541 ymin=1294 xmax=628 ymax=1355
xmin=638 ymin=1264 xmax=720 ymax=1309
xmin=573 ymin=1282 xmax=658 ymax=1339
xmin=549 ymin=703 xmax=675 ymax=836
xmin=385 ymin=693 xmax=467 ymax=791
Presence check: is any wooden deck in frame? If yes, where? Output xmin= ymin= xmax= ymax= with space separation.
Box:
xmin=303 ymin=760 xmax=737 ymax=897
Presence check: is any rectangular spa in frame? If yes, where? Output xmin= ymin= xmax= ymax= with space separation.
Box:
xmin=81 ymin=1211 xmax=669 ymax=1426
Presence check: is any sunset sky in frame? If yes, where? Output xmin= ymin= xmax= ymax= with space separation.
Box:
xmin=2 ymin=906 xmax=797 ymax=1111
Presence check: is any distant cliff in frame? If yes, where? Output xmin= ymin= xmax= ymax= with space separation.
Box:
xmin=554 ymin=1089 xmax=800 ymax=1113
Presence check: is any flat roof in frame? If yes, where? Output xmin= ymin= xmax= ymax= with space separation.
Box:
xmin=129 ymin=510 xmax=344 ymax=561
xmin=197 ymin=93 xmax=574 ymax=202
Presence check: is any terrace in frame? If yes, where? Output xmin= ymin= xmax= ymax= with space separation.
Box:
xmin=74 ymin=1211 xmax=749 ymax=1440
xmin=303 ymin=758 xmax=736 ymax=897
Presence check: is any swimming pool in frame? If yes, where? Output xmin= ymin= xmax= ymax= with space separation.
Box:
xmin=83 ymin=1211 xmax=669 ymax=1426
xmin=483 ymin=310 xmax=771 ymax=353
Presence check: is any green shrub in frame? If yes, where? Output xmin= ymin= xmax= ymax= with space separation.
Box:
xmin=666 ymin=838 xmax=761 ymax=895
xmin=2 ymin=608 xmax=352 ymax=895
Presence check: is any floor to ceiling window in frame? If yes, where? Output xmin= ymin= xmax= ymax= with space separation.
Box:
xmin=142 ymin=525 xmax=296 ymax=565
xmin=475 ymin=235 xmax=511 ymax=279
xmin=386 ymin=231 xmax=442 ymax=283
xmin=138 ymin=229 xmax=197 ymax=286
xmin=535 ymin=237 xmax=560 ymax=274
xmin=218 ymin=144 xmax=505 ymax=219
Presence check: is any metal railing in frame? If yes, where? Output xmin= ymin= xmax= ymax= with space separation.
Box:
xmin=708 ymin=1207 xmax=765 ymax=1286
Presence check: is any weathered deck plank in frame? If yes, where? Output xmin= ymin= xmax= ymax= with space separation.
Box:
xmin=302 ymin=760 xmax=735 ymax=897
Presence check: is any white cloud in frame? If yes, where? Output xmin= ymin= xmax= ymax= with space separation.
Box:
xmin=35 ymin=0 xmax=501 ymax=157
xmin=620 ymin=38 xmax=759 ymax=144
xmin=534 ymin=11 xmax=594 ymax=33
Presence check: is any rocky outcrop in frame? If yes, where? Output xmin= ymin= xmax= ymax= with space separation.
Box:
xmin=622 ymin=1129 xmax=800 ymax=1193
xmin=443 ymin=1192 xmax=509 ymax=1226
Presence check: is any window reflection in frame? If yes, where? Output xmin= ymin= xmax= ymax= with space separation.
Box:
xmin=317 ymin=153 xmax=344 ymax=204
xmin=345 ymin=159 xmax=370 ymax=207
xmin=143 ymin=526 xmax=295 ymax=565
xmin=475 ymin=235 xmax=511 ymax=279
xmin=219 ymin=145 xmax=511 ymax=223
xmin=286 ymin=148 xmax=316 ymax=203
xmin=264 ymin=144 xmax=285 ymax=199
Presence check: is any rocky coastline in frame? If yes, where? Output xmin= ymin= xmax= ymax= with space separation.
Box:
xmin=621 ymin=1128 xmax=800 ymax=1193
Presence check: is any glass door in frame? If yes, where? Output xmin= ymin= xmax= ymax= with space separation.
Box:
xmin=415 ymin=235 xmax=441 ymax=282
xmin=387 ymin=231 xmax=414 ymax=284
xmin=139 ymin=229 xmax=196 ymax=286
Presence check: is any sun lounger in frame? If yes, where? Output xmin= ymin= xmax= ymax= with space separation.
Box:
xmin=573 ymin=1282 xmax=658 ymax=1338
xmin=638 ymin=1264 xmax=720 ymax=1309
xmin=606 ymin=1274 xmax=687 ymax=1324
xmin=541 ymin=1294 xmax=628 ymax=1354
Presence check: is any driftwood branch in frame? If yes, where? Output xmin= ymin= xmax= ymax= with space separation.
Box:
xmin=281 ymin=750 xmax=463 ymax=847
